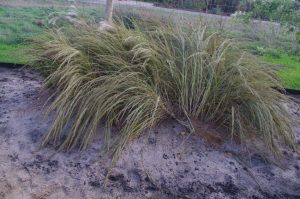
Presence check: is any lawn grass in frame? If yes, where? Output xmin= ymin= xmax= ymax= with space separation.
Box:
xmin=0 ymin=5 xmax=105 ymax=64
xmin=244 ymin=43 xmax=300 ymax=90
xmin=0 ymin=43 xmax=31 ymax=64
xmin=0 ymin=6 xmax=59 ymax=44
xmin=263 ymin=53 xmax=300 ymax=90
xmin=0 ymin=6 xmax=61 ymax=64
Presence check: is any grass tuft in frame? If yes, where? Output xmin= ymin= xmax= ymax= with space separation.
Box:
xmin=29 ymin=18 xmax=297 ymax=166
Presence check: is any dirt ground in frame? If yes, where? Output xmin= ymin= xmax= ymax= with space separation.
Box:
xmin=0 ymin=66 xmax=300 ymax=199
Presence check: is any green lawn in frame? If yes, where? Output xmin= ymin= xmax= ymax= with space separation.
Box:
xmin=0 ymin=6 xmax=62 ymax=64
xmin=0 ymin=43 xmax=31 ymax=64
xmin=0 ymin=5 xmax=104 ymax=64
xmin=263 ymin=54 xmax=300 ymax=90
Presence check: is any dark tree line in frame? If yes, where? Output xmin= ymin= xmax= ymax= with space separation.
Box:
xmin=139 ymin=0 xmax=247 ymax=14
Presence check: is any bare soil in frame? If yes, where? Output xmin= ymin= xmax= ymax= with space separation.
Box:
xmin=0 ymin=67 xmax=300 ymax=199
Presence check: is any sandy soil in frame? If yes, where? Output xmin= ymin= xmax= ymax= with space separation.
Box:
xmin=0 ymin=66 xmax=300 ymax=199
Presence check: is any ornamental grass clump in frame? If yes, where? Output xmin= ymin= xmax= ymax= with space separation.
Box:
xmin=30 ymin=18 xmax=296 ymax=162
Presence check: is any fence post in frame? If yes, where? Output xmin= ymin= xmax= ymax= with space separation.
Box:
xmin=105 ymin=0 xmax=114 ymax=24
